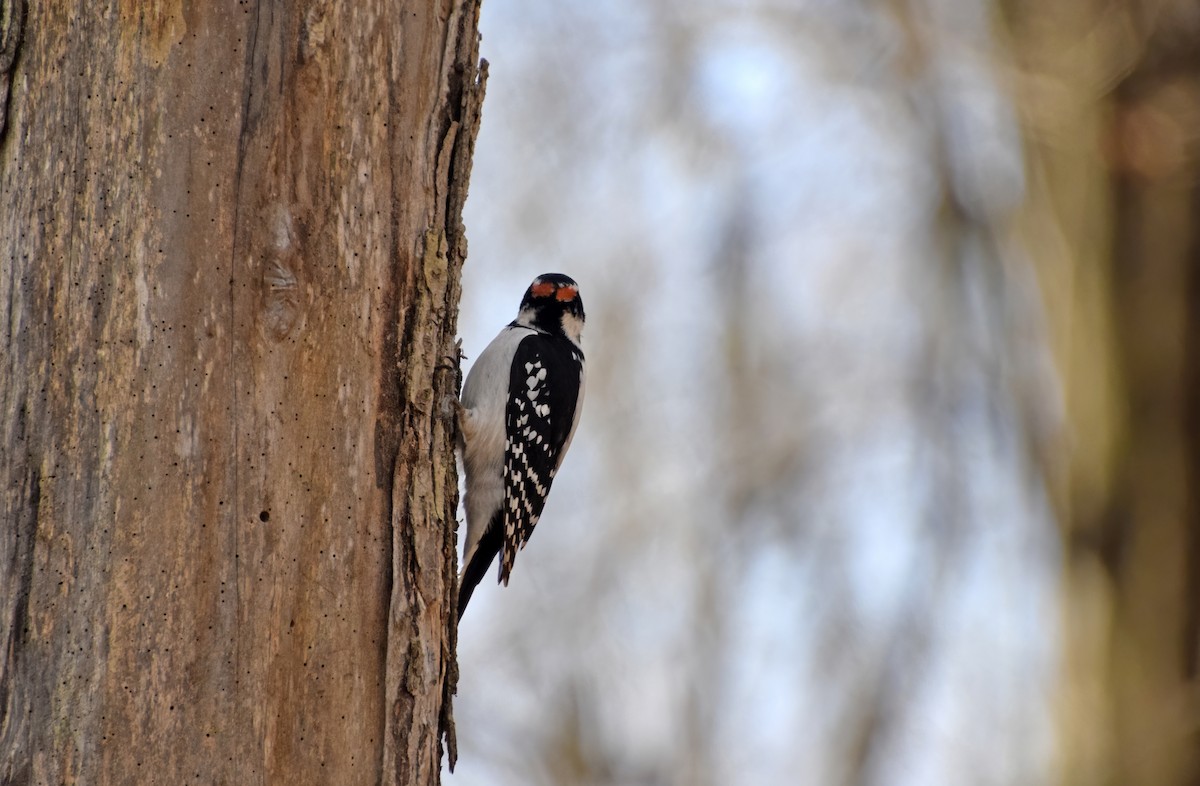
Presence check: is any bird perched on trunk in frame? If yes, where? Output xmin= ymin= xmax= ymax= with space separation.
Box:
xmin=456 ymin=273 xmax=586 ymax=620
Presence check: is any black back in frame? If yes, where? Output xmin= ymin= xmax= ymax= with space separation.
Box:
xmin=498 ymin=332 xmax=584 ymax=583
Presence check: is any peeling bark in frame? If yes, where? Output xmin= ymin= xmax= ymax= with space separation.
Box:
xmin=0 ymin=2 xmax=483 ymax=784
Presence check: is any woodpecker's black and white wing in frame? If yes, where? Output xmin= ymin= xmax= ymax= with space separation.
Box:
xmin=499 ymin=335 xmax=584 ymax=583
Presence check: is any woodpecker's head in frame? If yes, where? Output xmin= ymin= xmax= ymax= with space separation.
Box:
xmin=517 ymin=273 xmax=585 ymax=345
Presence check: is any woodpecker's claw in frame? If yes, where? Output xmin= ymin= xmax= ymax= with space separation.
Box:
xmin=439 ymin=394 xmax=468 ymax=432
xmin=436 ymin=338 xmax=466 ymax=427
xmin=436 ymin=338 xmax=465 ymax=372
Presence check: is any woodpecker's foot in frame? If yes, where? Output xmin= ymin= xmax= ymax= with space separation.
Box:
xmin=436 ymin=339 xmax=465 ymax=372
xmin=436 ymin=339 xmax=465 ymax=428
xmin=454 ymin=399 xmax=469 ymax=435
xmin=440 ymin=394 xmax=468 ymax=432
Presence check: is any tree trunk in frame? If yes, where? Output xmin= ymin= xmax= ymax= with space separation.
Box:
xmin=1103 ymin=34 xmax=1200 ymax=785
xmin=1005 ymin=2 xmax=1200 ymax=783
xmin=0 ymin=2 xmax=484 ymax=784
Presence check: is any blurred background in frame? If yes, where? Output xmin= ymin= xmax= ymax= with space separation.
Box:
xmin=450 ymin=1 xmax=1200 ymax=784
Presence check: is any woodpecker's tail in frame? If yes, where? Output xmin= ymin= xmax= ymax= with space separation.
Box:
xmin=457 ymin=520 xmax=503 ymax=621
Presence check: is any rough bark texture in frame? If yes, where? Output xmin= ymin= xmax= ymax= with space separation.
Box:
xmin=0 ymin=2 xmax=483 ymax=784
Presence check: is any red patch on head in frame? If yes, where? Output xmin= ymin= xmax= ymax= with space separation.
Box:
xmin=555 ymin=285 xmax=578 ymax=302
xmin=531 ymin=281 xmax=556 ymax=298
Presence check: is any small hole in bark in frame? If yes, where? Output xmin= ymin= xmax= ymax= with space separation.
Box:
xmin=259 ymin=510 xmax=269 ymax=522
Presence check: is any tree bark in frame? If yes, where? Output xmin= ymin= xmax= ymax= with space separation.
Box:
xmin=1103 ymin=36 xmax=1200 ymax=785
xmin=0 ymin=2 xmax=483 ymax=784
xmin=1005 ymin=2 xmax=1200 ymax=783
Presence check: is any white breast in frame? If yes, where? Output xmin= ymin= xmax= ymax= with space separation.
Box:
xmin=460 ymin=324 xmax=536 ymax=570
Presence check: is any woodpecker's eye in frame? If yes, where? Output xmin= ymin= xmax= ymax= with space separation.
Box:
xmin=555 ymin=285 xmax=578 ymax=302
xmin=531 ymin=281 xmax=556 ymax=298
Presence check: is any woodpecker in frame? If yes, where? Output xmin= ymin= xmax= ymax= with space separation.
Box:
xmin=457 ymin=273 xmax=586 ymax=620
